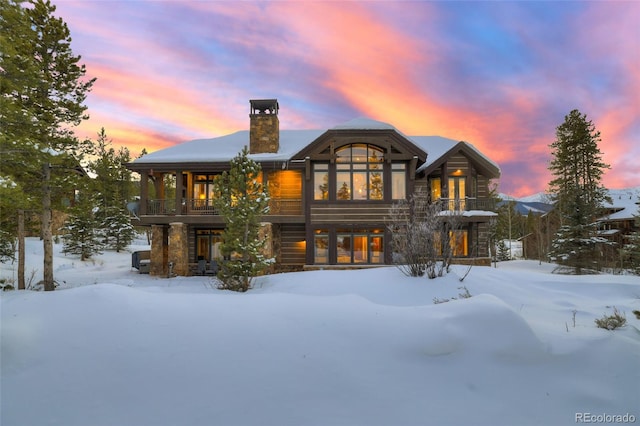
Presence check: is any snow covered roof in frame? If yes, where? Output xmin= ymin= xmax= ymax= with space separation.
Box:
xmin=599 ymin=187 xmax=640 ymax=221
xmin=132 ymin=129 xmax=325 ymax=164
xmin=410 ymin=136 xmax=500 ymax=177
xmin=129 ymin=117 xmax=499 ymax=179
xmin=410 ymin=136 xmax=459 ymax=172
xmin=331 ymin=117 xmax=400 ymax=131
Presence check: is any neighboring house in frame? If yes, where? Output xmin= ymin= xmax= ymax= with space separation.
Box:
xmin=519 ymin=188 xmax=640 ymax=266
xmin=597 ymin=188 xmax=640 ymax=245
xmin=126 ymin=99 xmax=500 ymax=276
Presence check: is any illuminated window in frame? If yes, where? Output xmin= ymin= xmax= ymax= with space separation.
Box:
xmin=334 ymin=144 xmax=384 ymax=201
xmin=430 ymin=177 xmax=441 ymax=200
xmin=336 ymin=229 xmax=384 ymax=264
xmin=193 ymin=174 xmax=218 ymax=210
xmin=450 ymin=230 xmax=468 ymax=256
xmin=196 ymin=229 xmax=223 ymax=262
xmin=448 ymin=177 xmax=466 ymax=210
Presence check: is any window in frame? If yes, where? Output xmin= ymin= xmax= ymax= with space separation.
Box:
xmin=450 ymin=230 xmax=468 ymax=256
xmin=392 ymin=163 xmax=406 ymax=200
xmin=448 ymin=177 xmax=466 ymax=210
xmin=314 ymin=230 xmax=329 ymax=263
xmin=314 ymin=164 xmax=329 ymax=200
xmin=337 ymin=229 xmax=384 ymax=264
xmin=193 ymin=174 xmax=217 ymax=210
xmin=430 ymin=177 xmax=441 ymax=200
xmin=335 ymin=144 xmax=384 ymax=201
xmin=196 ymin=229 xmax=223 ymax=262
xmin=434 ymin=229 xmax=469 ymax=257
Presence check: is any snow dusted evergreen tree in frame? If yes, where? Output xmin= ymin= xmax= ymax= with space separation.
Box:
xmin=100 ymin=206 xmax=135 ymax=253
xmin=213 ymin=147 xmax=271 ymax=292
xmin=547 ymin=109 xmax=610 ymax=274
xmin=61 ymin=192 xmax=102 ymax=261
xmin=1 ymin=0 xmax=95 ymax=290
xmin=89 ymin=128 xmax=136 ymax=251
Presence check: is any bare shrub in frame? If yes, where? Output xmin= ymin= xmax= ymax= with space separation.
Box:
xmin=594 ymin=307 xmax=627 ymax=330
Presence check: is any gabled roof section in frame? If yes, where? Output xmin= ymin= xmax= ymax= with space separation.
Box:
xmin=291 ymin=117 xmax=427 ymax=161
xmin=411 ymin=136 xmax=500 ymax=178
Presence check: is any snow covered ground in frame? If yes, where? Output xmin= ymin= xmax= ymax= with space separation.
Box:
xmin=1 ymin=238 xmax=639 ymax=426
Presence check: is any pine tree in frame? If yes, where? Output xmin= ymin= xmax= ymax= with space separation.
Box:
xmin=547 ymin=110 xmax=610 ymax=274
xmin=89 ymin=128 xmax=136 ymax=251
xmin=100 ymin=206 xmax=135 ymax=252
xmin=213 ymin=147 xmax=271 ymax=292
xmin=0 ymin=0 xmax=95 ymax=290
xmin=61 ymin=193 xmax=102 ymax=261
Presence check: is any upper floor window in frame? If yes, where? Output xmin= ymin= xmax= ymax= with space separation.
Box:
xmin=314 ymin=164 xmax=329 ymax=200
xmin=335 ymin=144 xmax=384 ymax=201
xmin=392 ymin=163 xmax=406 ymax=200
xmin=194 ymin=174 xmax=216 ymax=200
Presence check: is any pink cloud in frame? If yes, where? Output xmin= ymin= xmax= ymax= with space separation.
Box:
xmin=53 ymin=0 xmax=638 ymax=196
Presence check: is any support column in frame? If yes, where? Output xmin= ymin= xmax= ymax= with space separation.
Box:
xmin=169 ymin=222 xmax=189 ymax=276
xmin=140 ymin=171 xmax=148 ymax=215
xmin=259 ymin=222 xmax=274 ymax=274
xmin=175 ymin=170 xmax=183 ymax=215
xmin=150 ymin=225 xmax=168 ymax=276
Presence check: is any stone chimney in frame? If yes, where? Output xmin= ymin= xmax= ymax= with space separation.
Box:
xmin=249 ymin=99 xmax=279 ymax=154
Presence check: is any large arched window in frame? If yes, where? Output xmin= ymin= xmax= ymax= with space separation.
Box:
xmin=335 ymin=144 xmax=384 ymax=200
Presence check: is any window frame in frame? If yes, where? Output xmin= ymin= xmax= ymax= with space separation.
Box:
xmin=333 ymin=144 xmax=385 ymax=201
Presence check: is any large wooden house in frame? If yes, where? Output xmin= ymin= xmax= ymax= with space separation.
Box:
xmin=126 ymin=99 xmax=500 ymax=276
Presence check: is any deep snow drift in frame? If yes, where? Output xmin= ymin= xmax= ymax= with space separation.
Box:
xmin=1 ymin=238 xmax=639 ymax=426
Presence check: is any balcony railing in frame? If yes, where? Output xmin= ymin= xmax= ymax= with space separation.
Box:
xmin=144 ymin=198 xmax=303 ymax=216
xmin=437 ymin=197 xmax=496 ymax=212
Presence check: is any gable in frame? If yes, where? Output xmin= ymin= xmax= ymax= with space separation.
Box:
xmin=292 ymin=118 xmax=427 ymax=162
xmin=412 ymin=136 xmax=500 ymax=179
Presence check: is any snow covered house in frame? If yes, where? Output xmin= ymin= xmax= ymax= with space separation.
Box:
xmin=126 ymin=99 xmax=500 ymax=276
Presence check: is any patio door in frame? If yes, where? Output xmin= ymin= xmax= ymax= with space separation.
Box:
xmin=448 ymin=177 xmax=466 ymax=210
xmin=196 ymin=229 xmax=223 ymax=262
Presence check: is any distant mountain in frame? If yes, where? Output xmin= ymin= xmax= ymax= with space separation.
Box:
xmin=500 ymin=187 xmax=639 ymax=217
xmin=517 ymin=192 xmax=551 ymax=203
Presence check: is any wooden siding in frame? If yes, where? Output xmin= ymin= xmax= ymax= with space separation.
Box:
xmin=413 ymin=179 xmax=429 ymax=195
xmin=268 ymin=170 xmax=303 ymax=215
xmin=310 ymin=203 xmax=392 ymax=224
xmin=279 ymin=224 xmax=306 ymax=265
xmin=477 ymin=176 xmax=491 ymax=199
xmin=448 ymin=153 xmax=469 ymax=174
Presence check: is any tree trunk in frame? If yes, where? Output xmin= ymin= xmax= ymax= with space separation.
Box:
xmin=42 ymin=163 xmax=55 ymax=291
xmin=18 ymin=209 xmax=25 ymax=290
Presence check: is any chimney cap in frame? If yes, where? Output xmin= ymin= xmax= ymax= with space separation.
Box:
xmin=250 ymin=99 xmax=279 ymax=115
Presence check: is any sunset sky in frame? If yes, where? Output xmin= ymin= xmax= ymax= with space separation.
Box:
xmin=52 ymin=0 xmax=639 ymax=197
